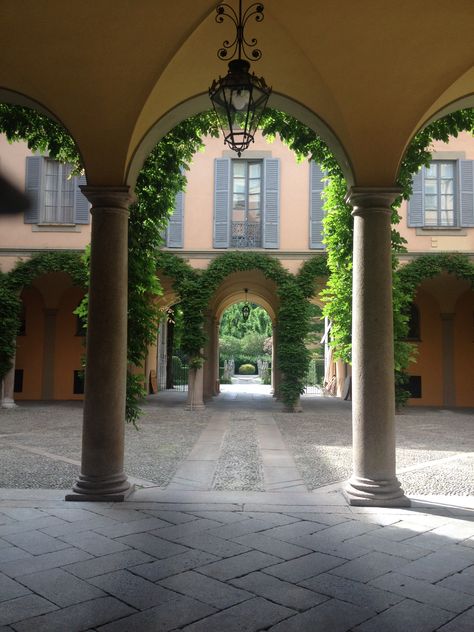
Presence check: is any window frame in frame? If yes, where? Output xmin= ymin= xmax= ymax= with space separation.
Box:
xmin=42 ymin=159 xmax=75 ymax=225
xmin=25 ymin=155 xmax=90 ymax=228
xmin=230 ymin=158 xmax=263 ymax=248
xmin=423 ymin=160 xmax=457 ymax=228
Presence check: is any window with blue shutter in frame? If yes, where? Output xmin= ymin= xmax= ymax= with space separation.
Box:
xmin=408 ymin=159 xmax=474 ymax=228
xmin=263 ymin=158 xmax=280 ymax=249
xmin=213 ymin=158 xmax=230 ymax=248
xmin=214 ymin=157 xmax=280 ymax=249
xmin=25 ymin=156 xmax=90 ymax=225
xmin=407 ymin=168 xmax=424 ymax=227
xmin=460 ymin=159 xmax=474 ymax=227
xmin=309 ymin=161 xmax=326 ymax=249
xmin=24 ymin=156 xmax=43 ymax=224
xmin=166 ymin=189 xmax=184 ymax=248
xmin=74 ymin=173 xmax=90 ymax=224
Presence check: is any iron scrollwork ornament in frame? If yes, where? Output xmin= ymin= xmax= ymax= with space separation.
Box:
xmin=209 ymin=1 xmax=271 ymax=155
xmin=215 ymin=2 xmax=265 ymax=62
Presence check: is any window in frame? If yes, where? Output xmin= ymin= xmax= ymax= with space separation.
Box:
xmin=424 ymin=161 xmax=455 ymax=227
xmin=25 ymin=156 xmax=90 ymax=226
xmin=407 ymin=375 xmax=422 ymax=399
xmin=165 ymin=189 xmax=184 ymax=248
xmin=231 ymin=160 xmax=262 ymax=247
xmin=309 ymin=161 xmax=326 ymax=249
xmin=73 ymin=370 xmax=85 ymax=394
xmin=213 ymin=157 xmax=279 ymax=249
xmin=408 ymin=159 xmax=474 ymax=229
xmin=14 ymin=369 xmax=24 ymax=393
xmin=43 ymin=160 xmax=75 ymax=224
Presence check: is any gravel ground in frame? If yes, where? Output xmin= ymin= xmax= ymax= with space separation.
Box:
xmin=0 ymin=393 xmax=473 ymax=495
xmin=0 ymin=444 xmax=79 ymax=489
xmin=212 ymin=412 xmax=264 ymax=491
xmin=276 ymin=399 xmax=474 ymax=495
xmin=124 ymin=407 xmax=208 ymax=486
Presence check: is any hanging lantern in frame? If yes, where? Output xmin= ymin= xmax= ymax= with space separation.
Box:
xmin=209 ymin=1 xmax=272 ymax=156
xmin=242 ymin=288 xmax=251 ymax=321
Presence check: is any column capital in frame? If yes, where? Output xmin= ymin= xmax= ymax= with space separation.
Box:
xmin=346 ymin=187 xmax=402 ymax=217
xmin=80 ymin=185 xmax=136 ymax=210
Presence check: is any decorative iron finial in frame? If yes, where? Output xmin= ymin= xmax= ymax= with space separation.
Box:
xmin=215 ymin=1 xmax=265 ymax=62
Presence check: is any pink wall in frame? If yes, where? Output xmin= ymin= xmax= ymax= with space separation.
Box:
xmin=0 ymin=136 xmax=91 ymax=266
xmin=398 ymin=132 xmax=474 ymax=254
xmin=182 ymin=133 xmax=311 ymax=253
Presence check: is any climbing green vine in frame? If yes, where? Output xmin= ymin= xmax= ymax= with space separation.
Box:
xmin=0 ymin=252 xmax=87 ymax=379
xmin=155 ymin=250 xmax=328 ymax=409
xmin=1 ymin=102 xmax=473 ymax=416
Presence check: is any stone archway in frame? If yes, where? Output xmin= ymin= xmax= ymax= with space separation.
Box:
xmin=204 ymin=272 xmax=278 ymax=402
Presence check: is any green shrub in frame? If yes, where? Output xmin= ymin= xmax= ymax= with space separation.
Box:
xmin=171 ymin=355 xmax=182 ymax=370
xmin=239 ymin=363 xmax=256 ymax=375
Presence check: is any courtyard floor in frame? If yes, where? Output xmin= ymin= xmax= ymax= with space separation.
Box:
xmin=0 ymin=385 xmax=473 ymax=630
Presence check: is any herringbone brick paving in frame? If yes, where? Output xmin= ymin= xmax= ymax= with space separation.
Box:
xmin=0 ymin=490 xmax=473 ymax=631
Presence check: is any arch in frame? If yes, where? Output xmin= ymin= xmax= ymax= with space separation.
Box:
xmin=125 ymin=92 xmax=354 ymax=190
xmin=397 ymin=68 xmax=474 ymax=182
xmin=0 ymin=88 xmax=86 ymax=172
xmin=211 ymin=272 xmax=279 ymax=325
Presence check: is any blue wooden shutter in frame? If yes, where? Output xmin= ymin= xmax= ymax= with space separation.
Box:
xmin=24 ymin=156 xmax=43 ymax=223
xmin=309 ymin=161 xmax=326 ymax=249
xmin=213 ymin=158 xmax=230 ymax=248
xmin=407 ymin=168 xmax=424 ymax=227
xmin=166 ymin=190 xmax=184 ymax=247
xmin=459 ymin=159 xmax=474 ymax=227
xmin=263 ymin=158 xmax=280 ymax=248
xmin=74 ymin=173 xmax=90 ymax=224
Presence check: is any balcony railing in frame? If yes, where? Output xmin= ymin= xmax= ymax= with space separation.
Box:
xmin=231 ymin=221 xmax=262 ymax=248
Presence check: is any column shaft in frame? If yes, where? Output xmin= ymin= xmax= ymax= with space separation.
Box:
xmin=67 ymin=186 xmax=133 ymax=501
xmin=345 ymin=187 xmax=409 ymax=506
xmin=1 ymin=353 xmax=17 ymax=408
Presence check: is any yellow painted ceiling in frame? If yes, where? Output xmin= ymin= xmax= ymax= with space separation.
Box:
xmin=1 ymin=0 xmax=473 ymax=186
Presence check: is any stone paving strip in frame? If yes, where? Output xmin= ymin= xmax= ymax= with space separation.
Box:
xmin=1 ymin=396 xmax=473 ymax=495
xmin=167 ymin=412 xmax=231 ymax=491
xmin=0 ymin=490 xmax=472 ymax=630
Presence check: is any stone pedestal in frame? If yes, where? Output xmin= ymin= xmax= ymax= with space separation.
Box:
xmin=66 ymin=187 xmax=134 ymax=502
xmin=1 ymin=357 xmax=17 ymax=409
xmin=186 ymin=364 xmax=205 ymax=410
xmin=344 ymin=188 xmax=409 ymax=507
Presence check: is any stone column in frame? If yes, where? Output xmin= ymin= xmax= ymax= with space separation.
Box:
xmin=213 ymin=317 xmax=220 ymax=395
xmin=66 ymin=186 xmax=133 ymax=501
xmin=441 ymin=313 xmax=455 ymax=407
xmin=271 ymin=325 xmax=281 ymax=398
xmin=344 ymin=187 xmax=409 ymax=507
xmin=1 ymin=354 xmax=17 ymax=409
xmin=186 ymin=363 xmax=205 ymax=410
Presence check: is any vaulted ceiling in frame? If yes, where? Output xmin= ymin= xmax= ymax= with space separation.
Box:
xmin=1 ymin=1 xmax=473 ymax=187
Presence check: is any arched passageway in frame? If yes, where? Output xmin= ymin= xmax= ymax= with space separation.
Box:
xmin=0 ymin=2 xmax=473 ymax=507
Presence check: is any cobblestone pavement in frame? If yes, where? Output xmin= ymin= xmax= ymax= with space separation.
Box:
xmin=1 ymin=388 xmax=474 ymax=630
xmin=0 ymin=489 xmax=472 ymax=631
xmin=0 ymin=386 xmax=472 ymax=496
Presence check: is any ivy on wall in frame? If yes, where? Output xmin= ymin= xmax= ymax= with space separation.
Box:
xmin=0 ymin=251 xmax=87 ymax=379
xmin=1 ymin=103 xmax=473 ymax=417
xmin=155 ymin=250 xmax=328 ymax=409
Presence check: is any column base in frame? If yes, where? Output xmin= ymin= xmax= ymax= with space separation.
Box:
xmin=1 ymin=399 xmax=17 ymax=409
xmin=344 ymin=476 xmax=410 ymax=507
xmin=66 ymin=473 xmax=133 ymax=502
xmin=185 ymin=403 xmax=206 ymax=411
